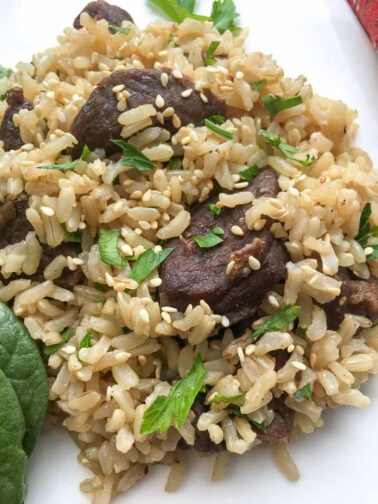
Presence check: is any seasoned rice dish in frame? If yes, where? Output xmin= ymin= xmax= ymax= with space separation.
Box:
xmin=0 ymin=1 xmax=377 ymax=503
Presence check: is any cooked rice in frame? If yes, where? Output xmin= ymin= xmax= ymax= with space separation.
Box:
xmin=0 ymin=9 xmax=377 ymax=504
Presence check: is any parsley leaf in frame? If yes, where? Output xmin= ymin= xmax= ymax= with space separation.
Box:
xmin=213 ymin=393 xmax=245 ymax=406
xmin=260 ymin=129 xmax=314 ymax=167
xmin=111 ymin=139 xmax=155 ymax=172
xmin=141 ymin=354 xmax=206 ymax=434
xmin=366 ymin=245 xmax=378 ymax=261
xmin=355 ymin=202 xmax=378 ymax=252
xmin=148 ymin=0 xmax=210 ymax=23
xmin=251 ymin=305 xmax=301 ymax=342
xmin=211 ymin=0 xmax=240 ymax=34
xmin=128 ymin=248 xmax=174 ymax=282
xmin=167 ymin=156 xmax=181 ymax=170
xmin=204 ymin=118 xmax=233 ymax=139
xmin=79 ymin=332 xmax=93 ymax=351
xmin=207 ymin=114 xmax=226 ymax=124
xmin=261 ymin=94 xmax=303 ymax=120
xmin=109 ymin=24 xmax=130 ymax=35
xmin=204 ymin=41 xmax=221 ymax=66
xmin=294 ymin=384 xmax=312 ymax=400
xmin=193 ymin=227 xmax=224 ymax=248
xmin=228 ymin=406 xmax=267 ymax=432
xmin=239 ymin=165 xmax=261 ymax=182
xmin=98 ymin=228 xmax=127 ymax=268
xmin=0 ymin=65 xmax=13 ymax=79
xmin=39 ymin=144 xmax=91 ymax=171
xmin=0 ymin=94 xmax=6 ymax=101
xmin=250 ymin=79 xmax=267 ymax=92
xmin=208 ymin=203 xmax=221 ymax=218
xmin=42 ymin=328 xmax=74 ymax=356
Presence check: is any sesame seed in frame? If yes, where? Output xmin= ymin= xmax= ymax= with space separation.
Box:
xmin=248 ymin=256 xmax=261 ymax=271
xmin=117 ymin=98 xmax=127 ymax=112
xmin=113 ymin=281 xmax=128 ymax=292
xmin=155 ymin=94 xmax=165 ymax=108
xmin=295 ymin=345 xmax=305 ymax=356
xmin=291 ymin=361 xmax=306 ymax=371
xmin=163 ymin=106 xmax=175 ymax=117
xmin=120 ymin=243 xmax=133 ymax=257
xmin=150 ymin=278 xmax=162 ymax=287
xmin=287 ymin=344 xmax=295 ymax=353
xmin=221 ymin=315 xmax=230 ymax=328
xmin=200 ymin=92 xmax=208 ymax=103
xmin=160 ymin=72 xmax=169 ymax=87
xmin=162 ymin=306 xmax=178 ymax=313
xmin=181 ymin=88 xmax=193 ymax=98
xmin=172 ymin=114 xmax=182 ymax=129
xmin=105 ymin=272 xmax=115 ymax=287
xmin=156 ymin=112 xmax=165 ymax=125
xmin=237 ymin=346 xmax=245 ymax=362
xmin=245 ymin=344 xmax=256 ymax=356
xmin=172 ymin=69 xmax=183 ymax=79
xmin=364 ymin=246 xmax=373 ymax=256
xmin=162 ymin=312 xmax=172 ymax=324
xmin=112 ymin=84 xmax=125 ymax=93
xmin=231 ymin=225 xmax=244 ymax=237
xmin=235 ymin=71 xmax=244 ymax=79
xmin=61 ymin=345 xmax=76 ymax=355
xmin=41 ymin=206 xmax=55 ymax=217
xmin=181 ymin=135 xmax=191 ymax=145
xmin=124 ymin=278 xmax=139 ymax=290
xmin=135 ymin=228 xmax=142 ymax=235
xmin=139 ymin=220 xmax=151 ymax=230
xmin=138 ymin=355 xmax=147 ymax=365
xmin=268 ymin=294 xmax=280 ymax=308
xmin=139 ymin=309 xmax=150 ymax=324
xmin=226 ymin=260 xmax=235 ymax=275
xmin=254 ymin=219 xmax=267 ymax=231
xmin=72 ymin=258 xmax=84 ymax=265
xmin=234 ymin=181 xmax=249 ymax=189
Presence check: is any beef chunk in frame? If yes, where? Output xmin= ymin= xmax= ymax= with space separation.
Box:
xmin=73 ymin=0 xmax=134 ymax=31
xmin=179 ymin=394 xmax=224 ymax=453
xmin=256 ymin=397 xmax=294 ymax=443
xmin=325 ymin=277 xmax=378 ymax=329
xmin=69 ymin=69 xmax=226 ymax=157
xmin=0 ymin=88 xmax=33 ymax=151
xmin=159 ymin=169 xmax=288 ymax=325
xmin=0 ymin=196 xmax=84 ymax=289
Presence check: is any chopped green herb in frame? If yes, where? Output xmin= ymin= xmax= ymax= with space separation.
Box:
xmin=0 ymin=65 xmax=13 ymax=79
xmin=251 ymin=305 xmax=301 ymax=342
xmin=111 ymin=139 xmax=155 ymax=172
xmin=0 ymin=94 xmax=6 ymax=101
xmin=211 ymin=0 xmax=240 ymax=34
xmin=239 ymin=165 xmax=261 ymax=182
xmin=261 ymin=94 xmax=303 ymax=120
xmin=228 ymin=406 xmax=267 ymax=432
xmin=208 ymin=114 xmax=226 ymax=124
xmin=167 ymin=156 xmax=181 ymax=170
xmin=251 ymin=419 xmax=267 ymax=433
xmin=355 ymin=202 xmax=378 ymax=253
xmin=260 ymin=129 xmax=314 ymax=167
xmin=129 ymin=248 xmax=174 ymax=283
xmin=250 ymin=79 xmax=267 ymax=92
xmin=94 ymin=283 xmax=107 ymax=292
xmin=42 ymin=328 xmax=74 ymax=356
xmin=109 ymin=24 xmax=130 ymax=34
xmin=204 ymin=40 xmax=221 ymax=66
xmin=148 ymin=0 xmax=210 ymax=23
xmin=177 ymin=0 xmax=196 ymax=11
xmin=98 ymin=228 xmax=127 ymax=268
xmin=294 ymin=384 xmax=312 ymax=400
xmin=63 ymin=226 xmax=82 ymax=243
xmin=79 ymin=332 xmax=93 ymax=351
xmin=193 ymin=226 xmax=224 ymax=248
xmin=208 ymin=203 xmax=221 ymax=218
xmin=213 ymin=393 xmax=245 ymax=406
xmin=141 ymin=354 xmax=206 ymax=434
xmin=204 ymin=118 xmax=233 ymax=139
xmin=39 ymin=144 xmax=91 ymax=171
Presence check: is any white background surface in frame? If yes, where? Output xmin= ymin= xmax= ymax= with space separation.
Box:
xmin=1 ymin=1 xmax=377 ymax=503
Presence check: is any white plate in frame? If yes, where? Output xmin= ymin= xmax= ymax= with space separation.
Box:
xmin=1 ymin=1 xmax=377 ymax=503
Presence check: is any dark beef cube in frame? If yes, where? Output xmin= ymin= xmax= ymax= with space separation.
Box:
xmin=270 ymin=349 xmax=289 ymax=370
xmin=179 ymin=394 xmax=225 ymax=453
xmin=69 ymin=69 xmax=225 ymax=157
xmin=0 ymin=196 xmax=84 ymax=289
xmin=0 ymin=88 xmax=33 ymax=151
xmin=73 ymin=0 xmax=134 ymax=31
xmin=159 ymin=169 xmax=288 ymax=325
xmin=255 ymin=397 xmax=294 ymax=443
xmin=325 ymin=278 xmax=378 ymax=329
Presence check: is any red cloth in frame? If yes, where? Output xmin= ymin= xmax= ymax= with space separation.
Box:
xmin=348 ymin=0 xmax=378 ymax=49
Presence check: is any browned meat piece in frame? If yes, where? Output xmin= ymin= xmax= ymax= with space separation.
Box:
xmin=73 ymin=0 xmax=134 ymax=31
xmin=0 ymin=196 xmax=84 ymax=289
xmin=69 ymin=69 xmax=226 ymax=157
xmin=270 ymin=349 xmax=289 ymax=370
xmin=0 ymin=88 xmax=33 ymax=151
xmin=179 ymin=394 xmax=224 ymax=453
xmin=159 ymin=169 xmax=288 ymax=325
xmin=325 ymin=277 xmax=378 ymax=329
xmin=256 ymin=397 xmax=294 ymax=443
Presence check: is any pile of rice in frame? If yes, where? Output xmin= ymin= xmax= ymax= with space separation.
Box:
xmin=0 ymin=11 xmax=377 ymax=504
